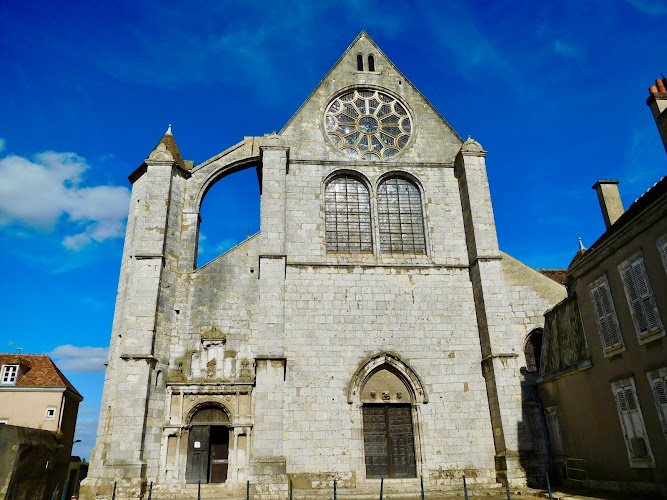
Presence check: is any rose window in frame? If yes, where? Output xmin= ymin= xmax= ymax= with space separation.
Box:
xmin=325 ymin=89 xmax=412 ymax=160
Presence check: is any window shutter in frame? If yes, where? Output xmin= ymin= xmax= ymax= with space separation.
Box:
xmin=616 ymin=384 xmax=651 ymax=458
xmin=621 ymin=264 xmax=648 ymax=332
xmin=651 ymin=376 xmax=667 ymax=431
xmin=660 ymin=238 xmax=667 ymax=271
xmin=620 ymin=255 xmax=661 ymax=336
xmin=612 ymin=378 xmax=653 ymax=464
xmin=631 ymin=259 xmax=659 ymax=331
xmin=592 ymin=287 xmax=612 ymax=347
xmin=591 ymin=278 xmax=621 ymax=349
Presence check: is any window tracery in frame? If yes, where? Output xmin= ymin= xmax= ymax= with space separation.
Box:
xmin=325 ymin=176 xmax=373 ymax=253
xmin=325 ymin=89 xmax=412 ymax=160
xmin=377 ymin=177 xmax=426 ymax=254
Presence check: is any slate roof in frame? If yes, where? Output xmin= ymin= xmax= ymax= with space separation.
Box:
xmin=0 ymin=353 xmax=82 ymax=399
xmin=569 ymin=175 xmax=667 ymax=273
xmin=588 ymin=175 xmax=666 ymax=253
xmin=151 ymin=127 xmax=186 ymax=170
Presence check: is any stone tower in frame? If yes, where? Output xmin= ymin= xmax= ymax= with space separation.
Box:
xmin=81 ymin=32 xmax=566 ymax=499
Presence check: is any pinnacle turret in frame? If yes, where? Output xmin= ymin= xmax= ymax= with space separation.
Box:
xmin=147 ymin=124 xmax=185 ymax=169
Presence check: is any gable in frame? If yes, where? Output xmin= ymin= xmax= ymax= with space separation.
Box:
xmin=280 ymin=32 xmax=463 ymax=164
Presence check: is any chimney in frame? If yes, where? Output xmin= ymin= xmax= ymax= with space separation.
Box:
xmin=593 ymin=180 xmax=624 ymax=229
xmin=647 ymin=76 xmax=667 ymax=152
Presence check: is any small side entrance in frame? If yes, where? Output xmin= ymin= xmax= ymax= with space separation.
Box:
xmin=363 ymin=404 xmax=416 ymax=478
xmin=186 ymin=406 xmax=230 ymax=484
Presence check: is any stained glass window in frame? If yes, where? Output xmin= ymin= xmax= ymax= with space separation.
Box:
xmin=325 ymin=176 xmax=373 ymax=253
xmin=377 ymin=178 xmax=426 ymax=254
xmin=325 ymin=89 xmax=412 ymax=160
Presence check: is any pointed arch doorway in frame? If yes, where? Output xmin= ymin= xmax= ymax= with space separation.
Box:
xmin=361 ymin=366 xmax=417 ymax=478
xmin=186 ymin=406 xmax=230 ymax=484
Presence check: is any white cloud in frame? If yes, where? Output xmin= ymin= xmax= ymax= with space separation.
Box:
xmin=0 ymin=149 xmax=130 ymax=250
xmin=48 ymin=345 xmax=108 ymax=373
xmin=72 ymin=416 xmax=100 ymax=460
xmin=553 ymin=40 xmax=584 ymax=59
xmin=625 ymin=0 xmax=667 ymax=15
xmin=215 ymin=237 xmax=242 ymax=253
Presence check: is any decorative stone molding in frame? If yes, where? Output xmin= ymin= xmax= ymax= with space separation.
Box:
xmin=347 ymin=352 xmax=428 ymax=404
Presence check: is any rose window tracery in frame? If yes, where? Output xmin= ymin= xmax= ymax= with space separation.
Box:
xmin=325 ymin=89 xmax=412 ymax=160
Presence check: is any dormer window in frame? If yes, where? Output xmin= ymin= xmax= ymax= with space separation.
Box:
xmin=1 ymin=365 xmax=18 ymax=385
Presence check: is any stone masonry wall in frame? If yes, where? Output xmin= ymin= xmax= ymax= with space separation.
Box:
xmin=283 ymin=265 xmax=497 ymax=484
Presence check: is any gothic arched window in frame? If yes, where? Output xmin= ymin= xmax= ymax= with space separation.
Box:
xmin=377 ymin=177 xmax=426 ymax=254
xmin=524 ymin=328 xmax=544 ymax=373
xmin=368 ymin=55 xmax=375 ymax=72
xmin=325 ymin=176 xmax=372 ymax=253
xmin=357 ymin=54 xmax=364 ymax=71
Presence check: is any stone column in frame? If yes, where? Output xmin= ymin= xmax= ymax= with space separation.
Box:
xmin=249 ymin=139 xmax=290 ymax=499
xmin=456 ymin=138 xmax=525 ymax=484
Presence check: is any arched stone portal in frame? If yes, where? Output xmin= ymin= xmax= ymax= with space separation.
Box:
xmin=186 ymin=405 xmax=231 ymax=484
xmin=350 ymin=355 xmax=424 ymax=479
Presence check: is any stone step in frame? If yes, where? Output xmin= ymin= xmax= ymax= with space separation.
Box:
xmin=148 ymin=481 xmax=512 ymax=500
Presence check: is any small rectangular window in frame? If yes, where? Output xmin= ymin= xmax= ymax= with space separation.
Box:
xmin=647 ymin=367 xmax=667 ymax=441
xmin=618 ymin=252 xmax=664 ymax=343
xmin=611 ymin=377 xmax=654 ymax=468
xmin=45 ymin=407 xmax=56 ymax=420
xmin=0 ymin=365 xmax=19 ymax=385
xmin=588 ymin=275 xmax=623 ymax=355
xmin=0 ymin=419 xmax=8 ymax=424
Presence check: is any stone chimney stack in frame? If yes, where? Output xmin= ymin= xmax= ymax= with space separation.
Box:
xmin=647 ymin=76 xmax=667 ymax=152
xmin=593 ymin=180 xmax=624 ymax=229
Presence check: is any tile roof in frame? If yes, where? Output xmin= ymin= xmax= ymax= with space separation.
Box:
xmin=537 ymin=269 xmax=568 ymax=285
xmin=0 ymin=353 xmax=82 ymax=399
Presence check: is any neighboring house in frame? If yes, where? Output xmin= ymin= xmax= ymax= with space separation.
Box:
xmin=0 ymin=354 xmax=84 ymax=499
xmin=538 ymin=80 xmax=667 ymax=495
xmin=81 ymin=32 xmax=567 ymax=500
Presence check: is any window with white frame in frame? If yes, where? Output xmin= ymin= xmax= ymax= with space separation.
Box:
xmin=611 ymin=377 xmax=654 ymax=467
xmin=0 ymin=420 xmax=8 ymax=424
xmin=657 ymin=235 xmax=667 ymax=274
xmin=45 ymin=407 xmax=56 ymax=421
xmin=1 ymin=365 xmax=18 ymax=385
xmin=588 ymin=275 xmax=623 ymax=354
xmin=647 ymin=367 xmax=667 ymax=439
xmin=618 ymin=252 xmax=664 ymax=342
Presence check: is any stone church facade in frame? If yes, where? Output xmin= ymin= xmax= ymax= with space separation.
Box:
xmin=81 ymin=32 xmax=566 ymax=499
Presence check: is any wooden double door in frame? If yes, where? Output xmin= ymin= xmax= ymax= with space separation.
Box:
xmin=363 ymin=404 xmax=416 ymax=478
xmin=186 ymin=425 xmax=229 ymax=483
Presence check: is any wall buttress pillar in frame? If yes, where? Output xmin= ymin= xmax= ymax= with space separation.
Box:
xmin=457 ymin=141 xmax=525 ymax=484
xmin=250 ymin=143 xmax=289 ymax=499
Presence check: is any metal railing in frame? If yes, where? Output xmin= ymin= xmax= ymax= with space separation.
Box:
xmin=103 ymin=472 xmax=555 ymax=499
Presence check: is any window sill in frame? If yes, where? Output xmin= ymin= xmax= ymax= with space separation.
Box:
xmin=603 ymin=344 xmax=626 ymax=358
xmin=628 ymin=456 xmax=655 ymax=468
xmin=638 ymin=327 xmax=665 ymax=345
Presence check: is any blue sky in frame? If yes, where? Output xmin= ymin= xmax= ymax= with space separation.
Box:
xmin=0 ymin=0 xmax=665 ymax=459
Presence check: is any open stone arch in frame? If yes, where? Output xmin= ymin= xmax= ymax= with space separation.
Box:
xmin=189 ymin=156 xmax=261 ymax=214
xmin=185 ymin=140 xmax=262 ymax=269
xmin=186 ymin=401 xmax=232 ymax=427
xmin=347 ymin=353 xmax=428 ymax=404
